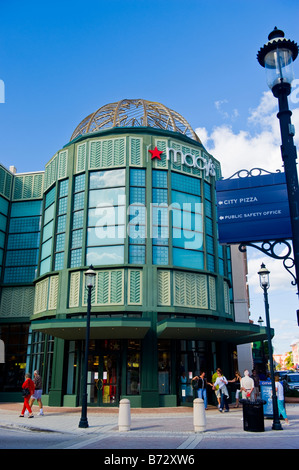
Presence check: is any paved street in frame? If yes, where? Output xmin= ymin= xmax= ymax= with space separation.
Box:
xmin=0 ymin=402 xmax=299 ymax=454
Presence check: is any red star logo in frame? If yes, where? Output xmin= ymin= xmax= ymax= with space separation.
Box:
xmin=149 ymin=146 xmax=163 ymax=160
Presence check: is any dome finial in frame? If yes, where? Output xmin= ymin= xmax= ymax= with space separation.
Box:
xmin=268 ymin=27 xmax=285 ymax=41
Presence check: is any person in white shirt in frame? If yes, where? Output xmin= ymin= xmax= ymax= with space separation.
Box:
xmin=275 ymin=375 xmax=289 ymax=424
xmin=240 ymin=370 xmax=254 ymax=400
xmin=213 ymin=369 xmax=229 ymax=412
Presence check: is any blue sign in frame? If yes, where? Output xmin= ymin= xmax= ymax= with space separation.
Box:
xmin=260 ymin=381 xmax=273 ymax=417
xmin=216 ymin=172 xmax=292 ymax=244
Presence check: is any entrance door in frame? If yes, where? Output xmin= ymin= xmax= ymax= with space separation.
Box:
xmin=97 ymin=353 xmax=119 ymax=406
xmin=85 ymin=340 xmax=120 ymax=407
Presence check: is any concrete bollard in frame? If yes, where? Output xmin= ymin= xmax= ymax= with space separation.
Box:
xmin=193 ymin=398 xmax=206 ymax=432
xmin=118 ymin=398 xmax=131 ymax=431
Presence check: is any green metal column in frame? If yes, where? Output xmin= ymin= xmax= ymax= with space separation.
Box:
xmin=48 ymin=337 xmax=65 ymax=406
xmin=141 ymin=311 xmax=159 ymax=407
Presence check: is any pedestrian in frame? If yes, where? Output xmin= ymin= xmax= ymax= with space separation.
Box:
xmin=213 ymin=369 xmax=229 ymax=412
xmin=275 ymin=376 xmax=289 ymax=424
xmin=29 ymin=370 xmax=44 ymax=416
xmin=20 ymin=373 xmax=35 ymax=418
xmin=240 ymin=369 xmax=254 ymax=400
xmin=192 ymin=371 xmax=209 ymax=409
xmin=251 ymin=369 xmax=260 ymax=400
xmin=228 ymin=370 xmax=242 ymax=407
xmin=212 ymin=368 xmax=221 ymax=409
xmin=191 ymin=373 xmax=199 ymax=399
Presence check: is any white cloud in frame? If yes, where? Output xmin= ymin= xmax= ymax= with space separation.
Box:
xmin=214 ymin=99 xmax=239 ymax=121
xmin=196 ymin=90 xmax=299 ymax=179
xmin=246 ymin=245 xmax=295 ymax=294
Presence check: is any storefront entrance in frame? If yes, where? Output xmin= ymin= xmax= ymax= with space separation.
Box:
xmin=87 ymin=340 xmax=120 ymax=406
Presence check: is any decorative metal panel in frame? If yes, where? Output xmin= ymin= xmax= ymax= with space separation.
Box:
xmin=173 ymin=270 xmax=209 ymax=309
xmin=209 ymin=276 xmax=217 ymax=311
xmin=58 ymin=150 xmax=68 ymax=179
xmin=69 ymin=271 xmax=80 ymax=308
xmin=154 ymin=139 xmax=167 ymax=169
xmin=157 ymin=270 xmax=171 ymax=306
xmin=33 ymin=278 xmax=49 ymax=314
xmin=128 ymin=269 xmax=142 ymax=305
xmin=48 ymin=275 xmax=59 ymax=310
xmin=0 ymin=167 xmax=12 ymax=199
xmin=44 ymin=155 xmax=58 ymax=191
xmin=129 ymin=137 xmax=142 ymax=166
xmin=0 ymin=286 xmax=35 ymax=317
xmin=76 ymin=143 xmax=86 ymax=173
xmin=224 ymin=281 xmax=231 ymax=314
xmin=12 ymin=173 xmax=44 ymax=200
xmin=89 ymin=138 xmax=126 ymax=169
xmin=89 ymin=140 xmax=102 ymax=168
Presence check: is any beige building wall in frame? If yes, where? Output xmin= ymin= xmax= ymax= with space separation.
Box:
xmin=230 ymin=244 xmax=253 ymax=374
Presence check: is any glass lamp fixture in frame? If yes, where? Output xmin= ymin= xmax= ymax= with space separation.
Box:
xmin=257 ymin=27 xmax=298 ymax=93
xmin=84 ymin=265 xmax=96 ymax=289
xmin=258 ymin=263 xmax=270 ymax=289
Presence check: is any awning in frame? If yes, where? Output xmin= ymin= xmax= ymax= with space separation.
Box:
xmin=31 ymin=316 xmax=270 ymax=345
xmin=31 ymin=317 xmax=151 ymax=340
xmin=157 ymin=318 xmax=271 ymax=345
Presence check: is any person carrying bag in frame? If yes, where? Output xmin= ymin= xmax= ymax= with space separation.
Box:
xmin=20 ymin=373 xmax=35 ymax=418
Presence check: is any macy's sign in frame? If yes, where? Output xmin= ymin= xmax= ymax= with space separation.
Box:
xmin=149 ymin=146 xmax=216 ymax=177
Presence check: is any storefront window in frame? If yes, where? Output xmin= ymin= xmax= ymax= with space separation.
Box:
xmin=0 ymin=323 xmax=29 ymax=392
xmin=158 ymin=340 xmax=171 ymax=394
xmin=28 ymin=331 xmax=54 ymax=394
xmin=126 ymin=340 xmax=140 ymax=395
xmin=67 ymin=340 xmax=80 ymax=395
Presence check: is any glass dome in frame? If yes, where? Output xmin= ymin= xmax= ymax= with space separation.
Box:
xmin=70 ymin=98 xmax=201 ymax=143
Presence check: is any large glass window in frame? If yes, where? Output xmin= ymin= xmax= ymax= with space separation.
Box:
xmin=152 ymin=170 xmax=168 ymax=265
xmin=204 ymin=181 xmax=215 ymax=271
xmin=70 ymin=174 xmax=85 ymax=268
xmin=86 ymin=169 xmax=125 ymax=266
xmin=129 ymin=169 xmax=146 ymax=264
xmin=171 ymin=173 xmax=204 ymax=270
xmin=55 ymin=179 xmax=68 ymax=270
xmin=40 ymin=187 xmax=56 ymax=276
xmin=5 ymin=201 xmax=42 ymax=283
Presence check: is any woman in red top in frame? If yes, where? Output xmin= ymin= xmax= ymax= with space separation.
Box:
xmin=20 ymin=373 xmax=35 ymax=418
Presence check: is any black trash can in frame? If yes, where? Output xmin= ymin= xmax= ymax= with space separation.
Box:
xmin=240 ymin=399 xmax=266 ymax=432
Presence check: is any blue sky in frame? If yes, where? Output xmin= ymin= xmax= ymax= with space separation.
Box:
xmin=0 ymin=0 xmax=299 ymax=355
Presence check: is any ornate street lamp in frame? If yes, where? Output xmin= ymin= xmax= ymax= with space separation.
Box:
xmin=258 ymin=263 xmax=282 ymax=430
xmin=257 ymin=28 xmax=299 ymax=296
xmin=79 ymin=265 xmax=96 ymax=429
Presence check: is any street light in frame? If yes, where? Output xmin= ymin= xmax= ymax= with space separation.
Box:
xmin=78 ymin=265 xmax=96 ymax=429
xmin=257 ymin=28 xmax=299 ymax=296
xmin=258 ymin=263 xmax=282 ymax=430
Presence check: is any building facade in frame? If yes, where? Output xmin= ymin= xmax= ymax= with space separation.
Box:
xmin=0 ymin=99 xmax=265 ymax=407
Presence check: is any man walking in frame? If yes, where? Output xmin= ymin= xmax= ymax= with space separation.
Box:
xmin=29 ymin=370 xmax=44 ymax=416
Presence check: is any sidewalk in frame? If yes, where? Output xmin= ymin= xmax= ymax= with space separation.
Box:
xmin=1 ymin=402 xmax=299 ymax=449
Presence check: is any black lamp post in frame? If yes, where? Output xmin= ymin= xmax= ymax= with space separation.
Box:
xmin=79 ymin=265 xmax=96 ymax=429
xmin=258 ymin=263 xmax=282 ymax=430
xmin=257 ymin=28 xmax=299 ymax=296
